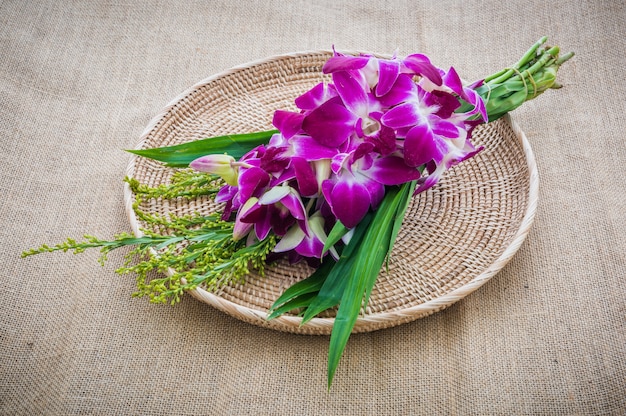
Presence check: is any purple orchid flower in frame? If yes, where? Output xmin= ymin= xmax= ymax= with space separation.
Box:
xmin=322 ymin=147 xmax=422 ymax=229
xmin=274 ymin=211 xmax=338 ymax=260
xmin=191 ymin=47 xmax=486 ymax=263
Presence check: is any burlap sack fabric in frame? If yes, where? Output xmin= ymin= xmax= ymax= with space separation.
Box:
xmin=1 ymin=1 xmax=624 ymax=414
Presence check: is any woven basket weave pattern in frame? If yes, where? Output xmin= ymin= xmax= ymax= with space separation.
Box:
xmin=125 ymin=52 xmax=537 ymax=335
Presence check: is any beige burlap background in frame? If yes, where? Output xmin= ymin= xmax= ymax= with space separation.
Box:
xmin=1 ymin=1 xmax=624 ymax=414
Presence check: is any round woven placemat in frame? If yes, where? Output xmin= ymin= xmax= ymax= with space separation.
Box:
xmin=124 ymin=51 xmax=538 ymax=335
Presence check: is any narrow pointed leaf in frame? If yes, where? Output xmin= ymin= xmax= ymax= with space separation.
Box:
xmin=268 ymin=258 xmax=335 ymax=316
xmin=299 ymin=212 xmax=374 ymax=324
xmin=299 ymin=255 xmax=354 ymax=325
xmin=266 ymin=291 xmax=319 ymax=320
xmin=127 ymin=130 xmax=278 ymax=167
xmin=322 ymin=220 xmax=349 ymax=256
xmin=327 ymin=184 xmax=412 ymax=387
xmin=386 ymin=180 xmax=417 ymax=266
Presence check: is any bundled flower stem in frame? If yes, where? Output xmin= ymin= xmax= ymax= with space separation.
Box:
xmin=475 ymin=36 xmax=574 ymax=121
xmin=22 ymin=37 xmax=572 ymax=388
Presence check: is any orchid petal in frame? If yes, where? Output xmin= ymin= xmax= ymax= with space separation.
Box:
xmin=366 ymin=125 xmax=397 ymax=156
xmin=432 ymin=120 xmax=462 ymax=138
xmin=365 ymin=156 xmax=422 ymax=185
xmin=350 ymin=142 xmax=375 ymax=164
xmin=292 ymin=157 xmax=319 ymax=197
xmin=259 ymin=145 xmax=289 ymax=173
xmin=215 ymin=185 xmax=237 ymax=204
xmin=331 ymin=71 xmax=369 ymax=118
xmin=415 ymin=170 xmax=443 ymax=193
xmin=359 ymin=175 xmax=385 ymax=209
xmin=375 ymin=59 xmax=400 ymax=97
xmin=322 ymin=55 xmax=370 ymax=73
xmin=402 ymin=54 xmax=442 ymax=85
xmin=269 ymin=167 xmax=295 ymax=188
xmin=447 ymin=144 xmax=483 ymax=169
xmin=442 ymin=67 xmax=487 ymax=121
xmin=238 ymin=167 xmax=270 ymax=203
xmin=254 ymin=215 xmax=272 ymax=241
xmin=270 ymin=212 xmax=295 ymax=237
xmin=302 ymin=99 xmax=357 ymax=147
xmin=381 ymin=102 xmax=422 ymax=129
xmin=331 ymin=153 xmax=348 ymax=174
xmin=404 ymin=123 xmax=446 ymax=167
xmin=442 ymin=66 xmax=465 ymax=96
xmin=268 ymin=132 xmax=288 ymax=148
xmin=215 ymin=185 xmax=239 ymax=220
xmin=426 ymin=90 xmax=461 ymax=118
xmin=295 ymin=82 xmax=337 ymax=111
xmin=279 ymin=191 xmax=307 ymax=221
xmin=272 ymin=110 xmax=304 ymax=139
xmin=258 ymin=186 xmax=290 ymax=204
xmin=379 ymin=74 xmax=418 ymax=107
xmin=294 ymin=230 xmax=325 ymax=259
xmin=238 ymin=199 xmax=265 ymax=223
xmin=462 ymin=87 xmax=488 ymax=121
xmin=328 ymin=178 xmax=371 ymax=229
xmin=233 ymin=197 xmax=258 ymax=240
xmin=288 ymin=135 xmax=338 ymax=161
xmin=273 ymin=224 xmax=305 ymax=253
xmin=257 ymin=185 xmax=307 ymax=225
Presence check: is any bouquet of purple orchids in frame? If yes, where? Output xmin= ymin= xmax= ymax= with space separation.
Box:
xmin=24 ymin=37 xmax=572 ymax=386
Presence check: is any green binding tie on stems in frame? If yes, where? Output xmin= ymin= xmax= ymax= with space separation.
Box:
xmin=471 ymin=37 xmax=574 ymax=121
xmin=484 ymin=36 xmax=549 ymax=84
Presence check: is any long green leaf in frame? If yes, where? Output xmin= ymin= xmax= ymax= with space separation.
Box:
xmin=127 ymin=130 xmax=278 ymax=167
xmin=367 ymin=182 xmax=414 ymax=306
xmin=299 ymin=254 xmax=355 ymax=325
xmin=266 ymin=292 xmax=319 ymax=320
xmin=268 ymin=258 xmax=335 ymax=316
xmin=388 ymin=181 xmax=416 ymax=257
xmin=384 ymin=180 xmax=416 ymax=273
xmin=326 ymin=183 xmax=413 ymax=387
xmin=322 ymin=221 xmax=349 ymax=256
xmin=299 ymin=212 xmax=374 ymax=324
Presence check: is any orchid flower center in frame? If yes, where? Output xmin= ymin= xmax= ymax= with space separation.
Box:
xmin=361 ymin=117 xmax=381 ymax=136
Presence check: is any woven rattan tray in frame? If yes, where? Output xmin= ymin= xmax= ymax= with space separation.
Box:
xmin=124 ymin=51 xmax=538 ymax=335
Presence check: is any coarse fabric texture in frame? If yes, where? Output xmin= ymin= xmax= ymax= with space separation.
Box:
xmin=1 ymin=1 xmax=624 ymax=414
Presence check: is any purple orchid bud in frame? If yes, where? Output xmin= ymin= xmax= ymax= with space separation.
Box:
xmin=190 ymin=154 xmax=238 ymax=186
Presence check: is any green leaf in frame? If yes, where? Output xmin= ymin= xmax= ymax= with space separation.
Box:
xmin=384 ymin=180 xmax=416 ymax=272
xmin=322 ymin=220 xmax=349 ymax=256
xmin=299 ymin=212 xmax=374 ymax=325
xmin=326 ymin=183 xmax=415 ymax=388
xmin=127 ymin=130 xmax=278 ymax=167
xmin=299 ymin=255 xmax=354 ymax=325
xmin=267 ymin=259 xmax=335 ymax=318
xmin=388 ymin=181 xmax=416 ymax=257
xmin=266 ymin=292 xmax=319 ymax=320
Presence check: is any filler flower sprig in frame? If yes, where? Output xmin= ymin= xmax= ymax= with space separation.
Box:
xmin=23 ymin=37 xmax=573 ymax=387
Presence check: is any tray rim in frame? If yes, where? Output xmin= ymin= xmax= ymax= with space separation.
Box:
xmin=123 ymin=51 xmax=539 ymax=335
